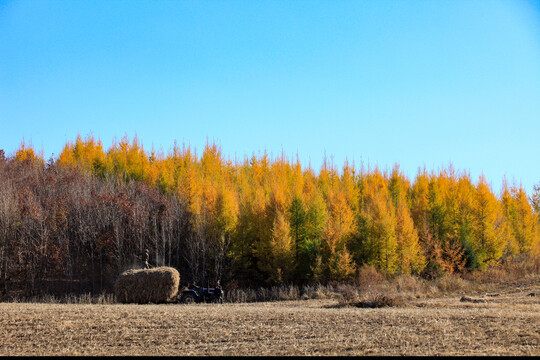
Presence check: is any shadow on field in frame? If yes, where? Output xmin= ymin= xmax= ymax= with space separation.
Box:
xmin=325 ymin=294 xmax=406 ymax=309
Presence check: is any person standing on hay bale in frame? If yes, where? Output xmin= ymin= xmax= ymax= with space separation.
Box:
xmin=141 ymin=249 xmax=151 ymax=269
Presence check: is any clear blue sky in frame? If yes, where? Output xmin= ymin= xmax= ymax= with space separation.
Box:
xmin=1 ymin=0 xmax=539 ymax=194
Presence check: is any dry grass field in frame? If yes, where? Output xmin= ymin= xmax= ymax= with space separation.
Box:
xmin=1 ymin=277 xmax=539 ymax=356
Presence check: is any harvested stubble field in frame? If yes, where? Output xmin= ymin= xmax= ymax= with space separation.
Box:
xmin=1 ymin=280 xmax=539 ymax=356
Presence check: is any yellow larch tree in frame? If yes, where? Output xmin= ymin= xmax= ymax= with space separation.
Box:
xmin=14 ymin=141 xmax=44 ymax=165
xmin=410 ymin=168 xmax=431 ymax=260
xmin=390 ymin=165 xmax=426 ymax=274
xmin=269 ymin=209 xmax=295 ymax=283
xmin=506 ymin=185 xmax=539 ymax=255
xmin=354 ymin=169 xmax=399 ymax=275
xmin=58 ymin=134 xmax=106 ymax=176
xmin=320 ymin=161 xmax=356 ymax=281
xmin=470 ymin=175 xmax=508 ymax=267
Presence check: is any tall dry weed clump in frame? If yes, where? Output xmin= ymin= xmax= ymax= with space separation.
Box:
xmin=394 ymin=275 xmax=427 ymax=295
xmin=435 ymin=274 xmax=469 ymax=294
xmin=225 ymin=288 xmax=257 ymax=303
xmin=355 ymin=264 xmax=385 ymax=290
xmin=466 ymin=266 xmax=511 ymax=284
xmin=464 ymin=256 xmax=540 ymax=286
xmin=334 ymin=283 xmax=361 ymax=306
xmin=298 ymin=284 xmax=330 ymax=300
xmin=275 ymin=285 xmax=299 ymax=300
xmin=115 ymin=267 xmax=180 ymax=304
xmin=225 ymin=285 xmax=302 ymax=303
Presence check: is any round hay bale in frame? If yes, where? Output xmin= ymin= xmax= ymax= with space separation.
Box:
xmin=114 ymin=266 xmax=180 ymax=304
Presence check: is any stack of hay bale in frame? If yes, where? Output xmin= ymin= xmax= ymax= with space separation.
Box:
xmin=115 ymin=266 xmax=180 ymax=304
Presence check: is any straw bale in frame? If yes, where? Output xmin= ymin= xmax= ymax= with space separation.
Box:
xmin=115 ymin=266 xmax=180 ymax=304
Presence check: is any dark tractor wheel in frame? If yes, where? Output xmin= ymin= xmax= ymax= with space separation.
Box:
xmin=182 ymin=293 xmax=196 ymax=304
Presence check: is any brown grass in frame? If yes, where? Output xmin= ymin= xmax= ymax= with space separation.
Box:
xmin=1 ymin=275 xmax=539 ymax=356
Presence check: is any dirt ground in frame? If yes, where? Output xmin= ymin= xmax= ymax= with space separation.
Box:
xmin=0 ymin=281 xmax=539 ymax=356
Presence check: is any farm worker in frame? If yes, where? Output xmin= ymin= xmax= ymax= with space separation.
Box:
xmin=143 ymin=249 xmax=150 ymax=269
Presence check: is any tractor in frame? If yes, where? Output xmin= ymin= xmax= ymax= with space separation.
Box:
xmin=178 ymin=281 xmax=224 ymax=304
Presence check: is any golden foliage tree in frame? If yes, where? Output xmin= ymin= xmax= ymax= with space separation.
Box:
xmin=470 ymin=175 xmax=508 ymax=267
xmin=9 ymin=134 xmax=538 ymax=291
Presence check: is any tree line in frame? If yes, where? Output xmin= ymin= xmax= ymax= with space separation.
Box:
xmin=0 ymin=135 xmax=538 ymax=298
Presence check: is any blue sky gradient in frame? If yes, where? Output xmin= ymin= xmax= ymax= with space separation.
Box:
xmin=1 ymin=0 xmax=539 ymax=193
